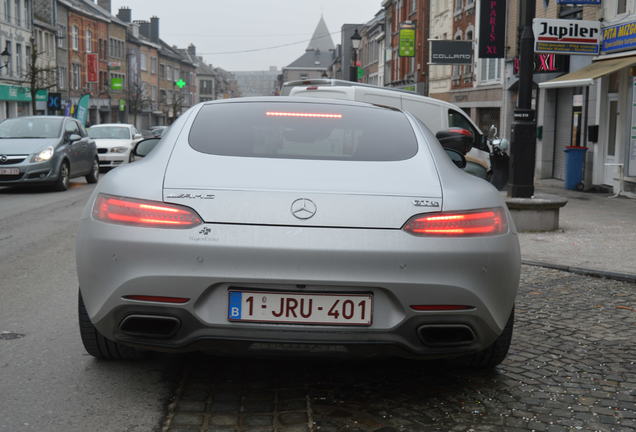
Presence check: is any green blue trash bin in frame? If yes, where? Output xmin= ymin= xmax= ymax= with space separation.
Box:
xmin=564 ymin=146 xmax=588 ymax=190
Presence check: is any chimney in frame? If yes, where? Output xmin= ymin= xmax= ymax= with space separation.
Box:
xmin=117 ymin=7 xmax=131 ymax=23
xmin=150 ymin=16 xmax=160 ymax=42
xmin=135 ymin=20 xmax=150 ymax=39
xmin=131 ymin=21 xmax=139 ymax=38
xmin=187 ymin=44 xmax=196 ymax=56
xmin=97 ymin=0 xmax=111 ymax=13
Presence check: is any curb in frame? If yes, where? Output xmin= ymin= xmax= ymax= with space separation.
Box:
xmin=522 ymin=260 xmax=636 ymax=284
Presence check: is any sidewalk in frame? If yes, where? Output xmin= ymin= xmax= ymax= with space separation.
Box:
xmin=516 ymin=179 xmax=636 ymax=281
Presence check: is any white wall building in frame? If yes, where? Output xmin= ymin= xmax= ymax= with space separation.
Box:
xmin=0 ymin=0 xmax=34 ymax=120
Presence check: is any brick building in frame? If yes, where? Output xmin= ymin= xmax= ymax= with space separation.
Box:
xmin=382 ymin=0 xmax=429 ymax=94
xmin=62 ymin=0 xmax=110 ymax=124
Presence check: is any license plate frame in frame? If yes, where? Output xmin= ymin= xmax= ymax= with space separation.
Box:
xmin=227 ymin=290 xmax=373 ymax=326
xmin=0 ymin=168 xmax=20 ymax=175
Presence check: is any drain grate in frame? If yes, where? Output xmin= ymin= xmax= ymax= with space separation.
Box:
xmin=0 ymin=331 xmax=25 ymax=340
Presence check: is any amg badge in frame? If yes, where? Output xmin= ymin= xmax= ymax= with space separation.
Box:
xmin=413 ymin=199 xmax=440 ymax=208
xmin=166 ymin=193 xmax=216 ymax=200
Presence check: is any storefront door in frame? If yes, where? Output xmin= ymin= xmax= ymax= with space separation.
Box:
xmin=604 ymin=94 xmax=620 ymax=186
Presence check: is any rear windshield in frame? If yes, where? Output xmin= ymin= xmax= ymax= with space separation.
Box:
xmin=188 ymin=102 xmax=418 ymax=161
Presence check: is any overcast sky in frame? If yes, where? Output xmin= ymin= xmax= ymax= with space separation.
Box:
xmin=110 ymin=0 xmax=382 ymax=72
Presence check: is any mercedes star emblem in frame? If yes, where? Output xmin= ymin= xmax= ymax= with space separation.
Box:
xmin=291 ymin=198 xmax=317 ymax=220
xmin=0 ymin=155 xmax=7 ymax=163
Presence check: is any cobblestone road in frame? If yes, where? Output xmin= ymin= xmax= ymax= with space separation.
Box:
xmin=163 ymin=266 xmax=636 ymax=432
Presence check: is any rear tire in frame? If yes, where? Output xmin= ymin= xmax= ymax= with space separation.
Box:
xmin=53 ymin=161 xmax=70 ymax=191
xmin=463 ymin=308 xmax=514 ymax=369
xmin=78 ymin=290 xmax=143 ymax=360
xmin=85 ymin=158 xmax=99 ymax=184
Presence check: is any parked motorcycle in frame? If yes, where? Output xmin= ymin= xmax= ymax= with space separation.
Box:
xmin=486 ymin=125 xmax=510 ymax=191
xmin=436 ymin=125 xmax=510 ymax=191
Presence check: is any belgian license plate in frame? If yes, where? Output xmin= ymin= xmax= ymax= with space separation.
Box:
xmin=0 ymin=168 xmax=19 ymax=175
xmin=228 ymin=291 xmax=373 ymax=326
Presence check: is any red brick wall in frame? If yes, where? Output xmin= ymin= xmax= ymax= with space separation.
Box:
xmin=67 ymin=11 xmax=109 ymax=99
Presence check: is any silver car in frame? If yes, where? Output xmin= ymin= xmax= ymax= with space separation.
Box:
xmin=77 ymin=98 xmax=520 ymax=368
xmin=0 ymin=116 xmax=99 ymax=190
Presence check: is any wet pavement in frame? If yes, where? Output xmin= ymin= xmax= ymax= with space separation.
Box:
xmin=163 ymin=266 xmax=636 ymax=432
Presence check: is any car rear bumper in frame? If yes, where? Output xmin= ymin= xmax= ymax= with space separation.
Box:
xmin=77 ymin=220 xmax=520 ymax=358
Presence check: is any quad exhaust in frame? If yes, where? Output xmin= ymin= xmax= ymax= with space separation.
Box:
xmin=417 ymin=324 xmax=475 ymax=346
xmin=119 ymin=315 xmax=181 ymax=338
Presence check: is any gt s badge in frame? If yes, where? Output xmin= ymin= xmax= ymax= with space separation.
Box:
xmin=166 ymin=193 xmax=216 ymax=200
xmin=413 ymin=199 xmax=440 ymax=208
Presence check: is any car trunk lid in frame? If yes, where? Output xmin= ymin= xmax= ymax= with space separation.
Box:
xmin=163 ymin=149 xmax=442 ymax=229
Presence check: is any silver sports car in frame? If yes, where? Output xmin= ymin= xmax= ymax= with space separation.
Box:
xmin=77 ymin=97 xmax=520 ymax=368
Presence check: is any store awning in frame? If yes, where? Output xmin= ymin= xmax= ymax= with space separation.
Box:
xmin=539 ymin=55 xmax=636 ymax=89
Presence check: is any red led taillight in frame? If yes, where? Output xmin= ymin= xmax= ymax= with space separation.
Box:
xmin=265 ymin=111 xmax=343 ymax=119
xmin=93 ymin=194 xmax=202 ymax=228
xmin=403 ymin=208 xmax=507 ymax=236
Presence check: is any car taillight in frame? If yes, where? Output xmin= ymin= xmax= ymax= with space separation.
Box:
xmin=403 ymin=208 xmax=507 ymax=236
xmin=93 ymin=194 xmax=202 ymax=228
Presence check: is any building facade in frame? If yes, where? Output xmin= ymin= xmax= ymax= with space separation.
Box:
xmin=232 ymin=67 xmax=278 ymax=97
xmin=32 ymin=0 xmax=57 ymax=114
xmin=534 ymin=1 xmax=636 ymax=193
xmin=0 ymin=0 xmax=35 ymax=120
xmin=382 ymin=0 xmax=429 ymax=94
xmin=428 ymin=0 xmax=452 ymax=101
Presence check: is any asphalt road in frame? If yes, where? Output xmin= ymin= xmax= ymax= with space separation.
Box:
xmin=1 ymin=180 xmax=634 ymax=432
xmin=0 ymin=179 xmax=177 ymax=432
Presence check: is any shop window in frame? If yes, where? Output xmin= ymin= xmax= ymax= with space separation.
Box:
xmin=72 ymin=63 xmax=80 ymax=89
xmin=86 ymin=30 xmax=92 ymax=53
xmin=454 ymin=0 xmax=462 ymax=15
xmin=72 ymin=26 xmax=79 ymax=51
xmin=609 ymin=72 xmax=619 ymax=93
xmin=617 ymin=0 xmax=626 ymax=14
xmin=13 ymin=0 xmax=20 ymax=25
xmin=480 ymin=58 xmax=501 ymax=82
xmin=58 ymin=66 xmax=66 ymax=89
xmin=15 ymin=43 xmax=21 ymax=77
xmin=57 ymin=25 xmax=66 ymax=49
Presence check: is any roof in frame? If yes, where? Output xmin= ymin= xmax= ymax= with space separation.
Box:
xmin=59 ymin=0 xmax=127 ymax=27
xmin=284 ymin=17 xmax=336 ymax=71
xmin=307 ymin=16 xmax=335 ymax=52
xmin=285 ymin=49 xmax=333 ymax=70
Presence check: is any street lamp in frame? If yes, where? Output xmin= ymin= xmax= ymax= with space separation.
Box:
xmin=350 ymin=29 xmax=361 ymax=82
xmin=510 ymin=0 xmax=537 ymax=198
xmin=0 ymin=42 xmax=10 ymax=70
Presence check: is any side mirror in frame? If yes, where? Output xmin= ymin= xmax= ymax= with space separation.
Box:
xmin=444 ymin=148 xmax=467 ymax=169
xmin=133 ymin=138 xmax=160 ymax=159
xmin=69 ymin=134 xmax=82 ymax=142
xmin=134 ymin=133 xmax=143 ymax=139
xmin=436 ymin=128 xmax=473 ymax=155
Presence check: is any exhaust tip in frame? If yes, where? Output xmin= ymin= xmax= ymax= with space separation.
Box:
xmin=418 ymin=324 xmax=475 ymax=346
xmin=119 ymin=315 xmax=180 ymax=338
